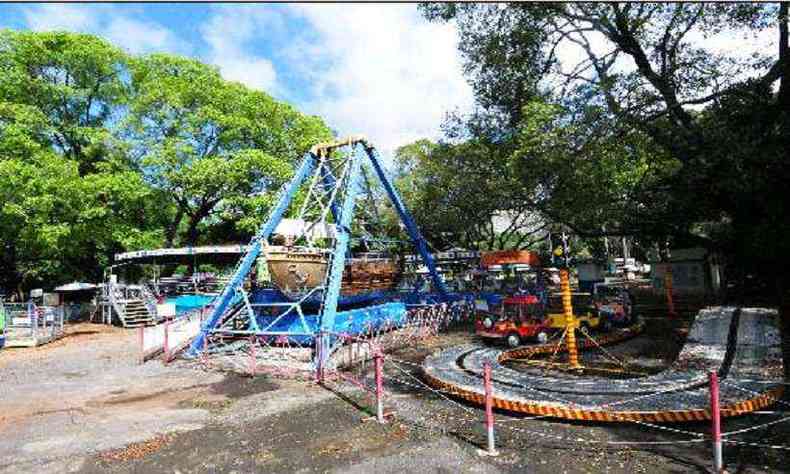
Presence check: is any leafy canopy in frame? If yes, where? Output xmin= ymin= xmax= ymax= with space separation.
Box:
xmin=125 ymin=53 xmax=333 ymax=246
xmin=420 ymin=3 xmax=790 ymax=269
xmin=0 ymin=30 xmax=334 ymax=294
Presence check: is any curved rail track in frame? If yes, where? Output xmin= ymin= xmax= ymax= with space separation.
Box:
xmin=423 ymin=308 xmax=784 ymax=422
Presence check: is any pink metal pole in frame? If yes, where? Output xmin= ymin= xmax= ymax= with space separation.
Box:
xmin=202 ymin=332 xmax=208 ymax=364
xmin=163 ymin=320 xmax=170 ymax=362
xmin=249 ymin=336 xmax=256 ymax=377
xmin=375 ymin=353 xmax=385 ymax=424
xmin=484 ymin=362 xmax=497 ymax=455
xmin=138 ymin=326 xmax=144 ymax=365
xmin=710 ymin=371 xmax=723 ymax=473
xmin=315 ymin=335 xmax=322 ymax=384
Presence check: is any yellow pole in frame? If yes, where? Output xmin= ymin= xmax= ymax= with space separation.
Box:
xmin=560 ymin=269 xmax=581 ymax=369
xmin=664 ymin=265 xmax=676 ymax=317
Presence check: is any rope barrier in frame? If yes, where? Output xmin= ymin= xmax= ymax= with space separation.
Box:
xmin=392 ymin=353 xmax=707 ymax=440
xmin=578 ymin=326 xmax=631 ymax=371
xmin=721 ymin=414 xmax=790 ymax=437
xmin=188 ymin=296 xmax=789 ymax=468
xmin=721 ymin=439 xmax=790 ymax=451
xmin=387 ymin=358 xmax=479 ymax=415
xmin=499 ymin=423 xmax=707 ymax=447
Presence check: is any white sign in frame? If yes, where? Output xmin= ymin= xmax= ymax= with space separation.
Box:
xmin=156 ymin=303 xmax=176 ymax=318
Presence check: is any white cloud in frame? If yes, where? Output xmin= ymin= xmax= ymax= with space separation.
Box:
xmin=210 ymin=55 xmax=277 ymax=92
xmin=22 ymin=4 xmax=475 ymax=160
xmin=23 ymin=4 xmax=98 ymax=32
xmin=21 ymin=4 xmax=187 ymax=56
xmin=200 ymin=7 xmax=279 ymax=93
xmin=104 ymin=17 xmax=183 ymax=55
xmin=283 ymin=4 xmax=474 ymax=158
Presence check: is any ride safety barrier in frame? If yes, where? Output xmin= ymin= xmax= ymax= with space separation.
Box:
xmin=138 ymin=305 xmax=212 ymax=363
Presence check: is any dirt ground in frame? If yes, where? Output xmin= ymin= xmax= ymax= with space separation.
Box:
xmin=1 ymin=320 xmax=789 ymax=473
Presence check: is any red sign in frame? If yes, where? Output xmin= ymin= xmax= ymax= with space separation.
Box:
xmin=480 ymin=250 xmax=541 ymax=268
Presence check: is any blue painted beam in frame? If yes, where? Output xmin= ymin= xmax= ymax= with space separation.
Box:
xmin=317 ymin=145 xmax=364 ymax=369
xmin=319 ymin=160 xmax=340 ymax=222
xmin=363 ymin=145 xmax=449 ymax=300
xmin=186 ymin=153 xmax=318 ymax=356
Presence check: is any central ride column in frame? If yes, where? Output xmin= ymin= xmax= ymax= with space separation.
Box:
xmin=317 ymin=144 xmax=364 ymax=376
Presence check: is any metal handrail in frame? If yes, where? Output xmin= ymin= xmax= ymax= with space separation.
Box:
xmin=140 ymin=284 xmax=159 ymax=320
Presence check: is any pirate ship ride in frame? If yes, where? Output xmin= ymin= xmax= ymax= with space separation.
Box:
xmin=187 ymin=136 xmax=447 ymax=357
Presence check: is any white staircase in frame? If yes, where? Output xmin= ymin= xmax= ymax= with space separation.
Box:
xmin=102 ymin=282 xmax=157 ymax=328
xmin=121 ymin=299 xmax=155 ymax=327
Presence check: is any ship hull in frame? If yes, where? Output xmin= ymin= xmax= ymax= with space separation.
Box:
xmin=266 ymin=249 xmax=329 ymax=297
xmin=265 ymin=249 xmax=400 ymax=301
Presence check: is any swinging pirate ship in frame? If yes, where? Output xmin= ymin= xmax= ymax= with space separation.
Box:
xmin=187 ymin=136 xmax=447 ymax=365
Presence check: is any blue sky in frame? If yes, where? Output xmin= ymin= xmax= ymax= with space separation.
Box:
xmin=1 ymin=4 xmax=776 ymax=159
xmin=0 ymin=3 xmax=475 ymax=157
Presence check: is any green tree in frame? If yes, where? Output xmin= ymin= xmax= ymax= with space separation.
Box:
xmin=0 ymin=102 xmax=52 ymax=159
xmin=125 ymin=54 xmax=333 ymax=247
xmin=0 ymin=31 xmax=335 ymax=295
xmin=0 ymin=153 xmax=82 ymax=293
xmin=422 ymin=2 xmax=790 ymax=265
xmin=423 ymin=2 xmax=790 ymax=376
xmin=509 ymin=100 xmax=681 ymax=247
xmin=394 ymin=139 xmax=547 ymax=251
xmin=0 ymin=30 xmax=129 ymax=174
xmin=0 ymin=147 xmax=168 ymax=294
xmin=0 ymin=31 xmax=168 ymax=294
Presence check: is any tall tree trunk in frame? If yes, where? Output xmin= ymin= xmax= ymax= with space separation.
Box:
xmin=775 ymin=3 xmax=790 ymax=385
xmin=185 ymin=214 xmax=202 ymax=247
xmin=778 ymin=2 xmax=789 ymax=108
xmin=185 ymin=214 xmax=204 ymax=275
xmin=165 ymin=208 xmax=184 ymax=248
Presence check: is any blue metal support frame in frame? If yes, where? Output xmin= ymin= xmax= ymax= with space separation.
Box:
xmin=363 ymin=145 xmax=449 ymax=300
xmin=319 ymin=160 xmax=340 ymax=222
xmin=185 ymin=136 xmax=449 ymax=363
xmin=317 ymin=144 xmax=364 ymax=370
xmin=186 ymin=153 xmax=318 ymax=356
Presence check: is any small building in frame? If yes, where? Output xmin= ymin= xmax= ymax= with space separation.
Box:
xmin=577 ymin=262 xmax=605 ymax=293
xmin=54 ymin=282 xmax=98 ymax=321
xmin=649 ymin=247 xmax=722 ymax=295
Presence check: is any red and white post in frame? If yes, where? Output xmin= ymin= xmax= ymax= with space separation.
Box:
xmin=709 ymin=371 xmax=723 ymax=473
xmin=483 ymin=362 xmax=498 ymax=456
xmin=375 ymin=352 xmax=386 ymax=424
